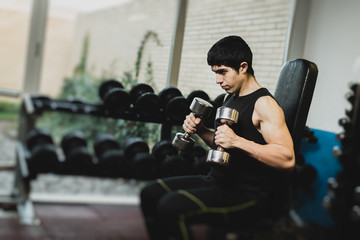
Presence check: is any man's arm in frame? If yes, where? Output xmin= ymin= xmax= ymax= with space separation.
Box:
xmin=214 ymin=96 xmax=295 ymax=172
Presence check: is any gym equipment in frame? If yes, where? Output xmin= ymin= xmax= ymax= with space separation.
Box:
xmin=129 ymin=83 xmax=161 ymax=118
xmin=158 ymin=86 xmax=189 ymax=123
xmin=98 ymin=79 xmax=130 ymax=115
xmin=204 ymin=93 xmax=227 ymax=128
xmin=172 ymin=97 xmax=213 ymax=152
xmin=186 ymin=90 xmax=210 ymax=105
xmin=124 ymin=137 xmax=155 ymax=179
xmin=152 ymin=139 xmax=186 ymax=177
xmin=323 ymin=177 xmax=339 ymax=210
xmin=206 ymin=106 xmax=239 ymax=166
xmin=93 ymin=133 xmax=128 ymax=178
xmin=60 ymin=131 xmax=93 ymax=175
xmin=26 ymin=128 xmax=59 ymax=175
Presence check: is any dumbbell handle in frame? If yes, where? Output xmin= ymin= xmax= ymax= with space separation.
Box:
xmin=182 ymin=132 xmax=191 ymax=139
xmin=214 ymin=118 xmax=234 ymax=151
xmin=182 ymin=113 xmax=202 ymax=137
xmin=206 ymin=109 xmax=238 ymax=166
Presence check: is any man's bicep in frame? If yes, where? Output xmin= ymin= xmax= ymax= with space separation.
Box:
xmin=259 ymin=102 xmax=293 ymax=147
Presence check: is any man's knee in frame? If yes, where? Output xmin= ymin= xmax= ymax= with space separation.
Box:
xmin=140 ymin=180 xmax=161 ymax=212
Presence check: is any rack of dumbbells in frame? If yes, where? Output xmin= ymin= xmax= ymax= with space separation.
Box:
xmin=3 ymin=79 xmax=227 ymax=225
xmin=324 ymin=82 xmax=360 ymax=239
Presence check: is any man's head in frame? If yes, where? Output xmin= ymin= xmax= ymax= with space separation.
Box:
xmin=207 ymin=35 xmax=254 ymax=75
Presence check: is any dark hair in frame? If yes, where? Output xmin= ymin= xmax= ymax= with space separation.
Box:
xmin=207 ymin=35 xmax=254 ymax=75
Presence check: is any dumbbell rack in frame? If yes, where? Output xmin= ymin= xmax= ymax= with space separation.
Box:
xmin=325 ymin=83 xmax=360 ymax=239
xmin=1 ymin=93 xmax=182 ymax=225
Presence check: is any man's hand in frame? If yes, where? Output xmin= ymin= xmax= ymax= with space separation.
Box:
xmin=183 ymin=113 xmax=203 ymax=134
xmin=214 ymin=124 xmax=238 ymax=149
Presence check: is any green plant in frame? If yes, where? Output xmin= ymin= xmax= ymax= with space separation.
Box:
xmin=0 ymin=100 xmax=20 ymax=120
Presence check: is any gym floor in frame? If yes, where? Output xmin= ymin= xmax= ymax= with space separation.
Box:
xmin=0 ymin=203 xmax=210 ymax=240
xmin=0 ymin=202 xmax=332 ymax=240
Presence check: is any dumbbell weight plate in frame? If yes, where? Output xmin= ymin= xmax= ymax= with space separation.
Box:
xmin=99 ymin=79 xmax=131 ymax=115
xmin=158 ymin=86 xmax=183 ymax=108
xmin=165 ymin=96 xmax=190 ymax=123
xmin=97 ymin=149 xmax=129 ymax=178
xmin=186 ymin=90 xmax=210 ymax=105
xmin=29 ymin=143 xmax=59 ymax=174
xmin=99 ymin=79 xmax=124 ymax=100
xmin=132 ymin=152 xmax=156 ymax=180
xmin=103 ymin=88 xmax=131 ymax=114
xmin=61 ymin=131 xmax=88 ymax=157
xmin=93 ymin=133 xmax=120 ymax=158
xmin=124 ymin=137 xmax=150 ymax=161
xmin=129 ymin=83 xmax=154 ymax=103
xmin=129 ymin=83 xmax=161 ymax=116
xmin=26 ymin=128 xmax=54 ymax=151
xmin=136 ymin=92 xmax=162 ymax=116
xmin=172 ymin=132 xmax=195 ymax=152
xmin=152 ymin=140 xmax=178 ymax=165
xmin=65 ymin=146 xmax=94 ymax=175
xmin=26 ymin=128 xmax=59 ymax=175
xmin=206 ymin=149 xmax=230 ymax=166
xmin=61 ymin=131 xmax=93 ymax=175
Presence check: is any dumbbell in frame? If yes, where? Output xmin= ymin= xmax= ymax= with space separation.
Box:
xmin=124 ymin=137 xmax=156 ymax=180
xmin=204 ymin=93 xmax=227 ymax=128
xmin=93 ymin=133 xmax=128 ymax=178
xmin=99 ymin=79 xmax=131 ymax=115
xmin=186 ymin=90 xmax=210 ymax=105
xmin=172 ymin=97 xmax=213 ymax=152
xmin=152 ymin=140 xmax=186 ymax=177
xmin=129 ymin=83 xmax=161 ymax=118
xmin=206 ymin=106 xmax=239 ymax=166
xmin=26 ymin=128 xmax=59 ymax=175
xmin=60 ymin=131 xmax=93 ymax=175
xmin=158 ymin=86 xmax=189 ymax=123
xmin=322 ymin=177 xmax=339 ymax=210
xmin=338 ymin=117 xmax=352 ymax=132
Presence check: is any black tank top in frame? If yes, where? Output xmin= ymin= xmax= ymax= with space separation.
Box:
xmin=209 ymin=88 xmax=280 ymax=201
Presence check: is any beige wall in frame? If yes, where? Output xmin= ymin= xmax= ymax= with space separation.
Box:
xmin=0 ymin=8 xmax=29 ymax=92
xmin=0 ymin=0 xmax=291 ymax=102
xmin=71 ymin=0 xmax=291 ymax=100
xmin=179 ymin=0 xmax=291 ymax=98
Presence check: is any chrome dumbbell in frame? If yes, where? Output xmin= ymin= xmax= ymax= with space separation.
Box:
xmin=172 ymin=97 xmax=213 ymax=152
xmin=206 ymin=106 xmax=239 ymax=166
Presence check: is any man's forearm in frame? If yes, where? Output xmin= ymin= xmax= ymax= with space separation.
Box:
xmin=196 ymin=126 xmax=215 ymax=148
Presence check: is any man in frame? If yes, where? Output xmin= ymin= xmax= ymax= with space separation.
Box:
xmin=140 ymin=35 xmax=295 ymax=240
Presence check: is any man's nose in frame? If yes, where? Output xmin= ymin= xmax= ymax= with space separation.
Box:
xmin=216 ymin=75 xmax=223 ymax=84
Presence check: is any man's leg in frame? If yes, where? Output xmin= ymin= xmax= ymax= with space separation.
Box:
xmin=140 ymin=175 xmax=214 ymax=240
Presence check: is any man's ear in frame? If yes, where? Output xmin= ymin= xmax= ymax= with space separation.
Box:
xmin=239 ymin=62 xmax=248 ymax=73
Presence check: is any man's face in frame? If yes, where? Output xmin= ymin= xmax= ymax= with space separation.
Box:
xmin=211 ymin=65 xmax=242 ymax=94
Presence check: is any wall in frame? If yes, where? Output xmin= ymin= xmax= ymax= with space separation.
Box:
xmin=0 ymin=6 xmax=30 ymax=95
xmin=179 ymin=0 xmax=291 ymax=99
xmin=299 ymin=0 xmax=360 ymax=133
xmin=71 ymin=0 xmax=291 ymax=100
